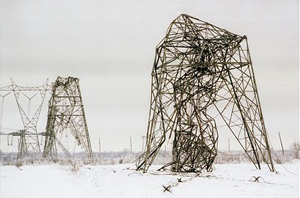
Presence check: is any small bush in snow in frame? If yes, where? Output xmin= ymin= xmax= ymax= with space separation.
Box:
xmin=15 ymin=161 xmax=22 ymax=168
xmin=291 ymin=141 xmax=300 ymax=159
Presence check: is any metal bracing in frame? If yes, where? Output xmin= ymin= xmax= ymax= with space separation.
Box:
xmin=136 ymin=14 xmax=274 ymax=173
xmin=43 ymin=76 xmax=93 ymax=159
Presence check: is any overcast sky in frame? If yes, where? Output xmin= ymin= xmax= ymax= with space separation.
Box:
xmin=0 ymin=0 xmax=298 ymax=153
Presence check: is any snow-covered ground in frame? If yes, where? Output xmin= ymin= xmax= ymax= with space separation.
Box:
xmin=0 ymin=162 xmax=299 ymax=198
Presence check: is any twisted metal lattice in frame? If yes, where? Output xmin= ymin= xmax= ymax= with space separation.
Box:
xmin=43 ymin=76 xmax=92 ymax=158
xmin=136 ymin=14 xmax=274 ymax=173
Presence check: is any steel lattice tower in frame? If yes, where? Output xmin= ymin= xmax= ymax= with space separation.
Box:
xmin=136 ymin=14 xmax=274 ymax=173
xmin=0 ymin=79 xmax=49 ymax=159
xmin=43 ymin=76 xmax=93 ymax=158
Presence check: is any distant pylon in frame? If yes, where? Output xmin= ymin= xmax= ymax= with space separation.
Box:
xmin=43 ymin=76 xmax=93 ymax=158
xmin=0 ymin=79 xmax=49 ymax=158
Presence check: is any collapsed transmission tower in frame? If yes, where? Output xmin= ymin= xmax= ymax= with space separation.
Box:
xmin=0 ymin=79 xmax=49 ymax=158
xmin=136 ymin=14 xmax=274 ymax=173
xmin=43 ymin=76 xmax=93 ymax=158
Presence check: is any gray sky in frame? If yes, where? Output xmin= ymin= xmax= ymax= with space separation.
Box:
xmin=0 ymin=0 xmax=298 ymax=152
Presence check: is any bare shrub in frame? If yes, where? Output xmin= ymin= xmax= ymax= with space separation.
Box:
xmin=291 ymin=141 xmax=300 ymax=159
xmin=15 ymin=161 xmax=23 ymax=168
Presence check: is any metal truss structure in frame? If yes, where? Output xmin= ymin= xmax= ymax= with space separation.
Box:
xmin=43 ymin=76 xmax=93 ymax=158
xmin=136 ymin=14 xmax=274 ymax=173
xmin=0 ymin=79 xmax=49 ymax=159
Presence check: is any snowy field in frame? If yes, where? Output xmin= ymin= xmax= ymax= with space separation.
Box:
xmin=0 ymin=162 xmax=299 ymax=198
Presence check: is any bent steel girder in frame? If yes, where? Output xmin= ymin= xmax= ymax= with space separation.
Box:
xmin=43 ymin=76 xmax=93 ymax=158
xmin=136 ymin=14 xmax=274 ymax=173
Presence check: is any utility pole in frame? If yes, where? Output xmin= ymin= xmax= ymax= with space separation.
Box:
xmin=278 ymin=132 xmax=285 ymax=156
xmin=99 ymin=137 xmax=102 ymax=165
xmin=130 ymin=136 xmax=133 ymax=156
